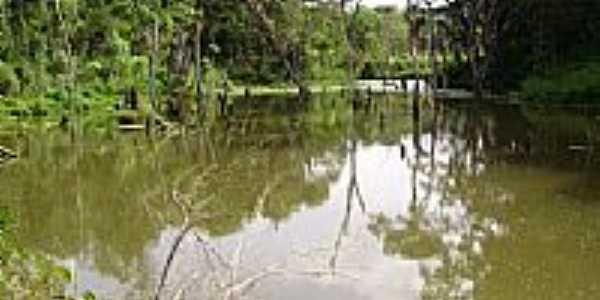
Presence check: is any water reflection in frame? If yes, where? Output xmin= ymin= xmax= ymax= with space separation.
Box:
xmin=2 ymin=97 xmax=600 ymax=299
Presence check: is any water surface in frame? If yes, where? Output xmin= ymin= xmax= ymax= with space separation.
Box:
xmin=2 ymin=96 xmax=600 ymax=299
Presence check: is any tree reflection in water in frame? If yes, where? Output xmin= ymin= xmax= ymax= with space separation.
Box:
xmin=369 ymin=103 xmax=600 ymax=300
xmin=5 ymin=98 xmax=600 ymax=299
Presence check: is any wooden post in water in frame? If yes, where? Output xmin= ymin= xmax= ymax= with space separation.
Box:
xmin=218 ymin=80 xmax=228 ymax=117
xmin=367 ymin=86 xmax=373 ymax=113
xmin=413 ymin=79 xmax=420 ymax=119
xmin=412 ymin=80 xmax=421 ymax=142
xmin=351 ymin=88 xmax=360 ymax=112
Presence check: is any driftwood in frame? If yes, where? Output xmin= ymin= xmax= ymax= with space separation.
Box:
xmin=0 ymin=145 xmax=17 ymax=160
xmin=117 ymin=111 xmax=173 ymax=132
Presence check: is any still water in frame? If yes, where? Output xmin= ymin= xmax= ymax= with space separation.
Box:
xmin=2 ymin=96 xmax=600 ymax=299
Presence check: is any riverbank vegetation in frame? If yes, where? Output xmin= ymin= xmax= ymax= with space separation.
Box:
xmin=3 ymin=1 xmax=600 ymax=299
xmin=438 ymin=0 xmax=600 ymax=99
xmin=0 ymin=0 xmax=599 ymax=128
xmin=521 ymin=56 xmax=600 ymax=102
xmin=0 ymin=1 xmax=411 ymax=127
xmin=1 ymin=207 xmax=88 ymax=299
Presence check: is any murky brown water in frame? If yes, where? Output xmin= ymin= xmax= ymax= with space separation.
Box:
xmin=2 ymin=96 xmax=600 ymax=299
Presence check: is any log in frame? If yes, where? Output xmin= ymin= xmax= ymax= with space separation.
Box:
xmin=0 ymin=145 xmax=17 ymax=159
xmin=118 ymin=124 xmax=146 ymax=131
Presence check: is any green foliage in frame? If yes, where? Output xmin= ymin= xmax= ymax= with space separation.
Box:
xmin=440 ymin=0 xmax=600 ymax=93
xmin=0 ymin=61 xmax=18 ymax=95
xmin=0 ymin=207 xmax=77 ymax=299
xmin=521 ymin=57 xmax=600 ymax=102
xmin=0 ymin=1 xmax=414 ymax=124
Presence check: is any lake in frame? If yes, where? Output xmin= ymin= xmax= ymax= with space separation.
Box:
xmin=2 ymin=95 xmax=600 ymax=300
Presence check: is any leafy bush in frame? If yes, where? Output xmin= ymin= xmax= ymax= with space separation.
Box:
xmin=521 ymin=57 xmax=600 ymax=102
xmin=0 ymin=62 xmax=19 ymax=95
xmin=0 ymin=208 xmax=76 ymax=300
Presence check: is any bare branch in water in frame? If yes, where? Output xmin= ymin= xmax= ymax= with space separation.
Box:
xmin=152 ymin=174 xmax=214 ymax=300
xmin=154 ymin=222 xmax=193 ymax=300
xmin=194 ymin=233 xmax=232 ymax=270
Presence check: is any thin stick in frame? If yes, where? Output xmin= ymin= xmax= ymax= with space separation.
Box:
xmin=194 ymin=233 xmax=231 ymax=269
xmin=154 ymin=222 xmax=193 ymax=300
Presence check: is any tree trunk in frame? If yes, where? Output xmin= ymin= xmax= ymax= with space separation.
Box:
xmin=195 ymin=21 xmax=203 ymax=117
xmin=147 ymin=18 xmax=159 ymax=135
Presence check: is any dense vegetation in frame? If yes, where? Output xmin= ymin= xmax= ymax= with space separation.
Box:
xmin=439 ymin=0 xmax=600 ymax=98
xmin=1 ymin=207 xmax=83 ymax=299
xmin=2 ymin=1 xmax=600 ymax=299
xmin=0 ymin=0 xmax=598 ymax=124
xmin=0 ymin=1 xmax=408 ymax=124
